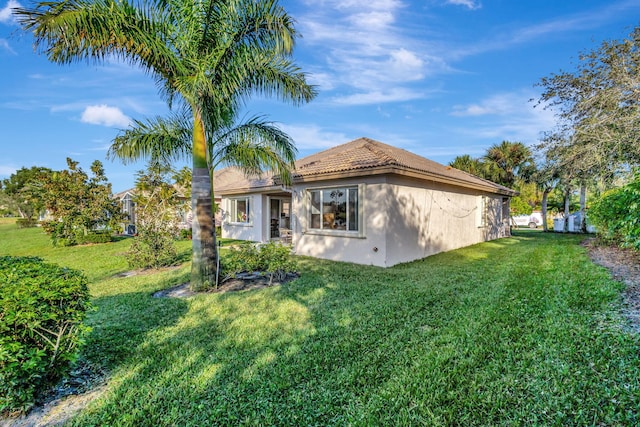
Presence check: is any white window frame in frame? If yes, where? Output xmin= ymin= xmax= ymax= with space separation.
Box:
xmin=305 ymin=184 xmax=365 ymax=237
xmin=229 ymin=197 xmax=251 ymax=224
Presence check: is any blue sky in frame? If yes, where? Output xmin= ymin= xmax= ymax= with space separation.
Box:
xmin=1 ymin=0 xmax=639 ymax=191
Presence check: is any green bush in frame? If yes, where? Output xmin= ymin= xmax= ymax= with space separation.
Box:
xmin=0 ymin=257 xmax=91 ymax=414
xmin=79 ymin=231 xmax=112 ymax=245
xmin=126 ymin=229 xmax=178 ymax=269
xmin=589 ymin=174 xmax=640 ymax=249
xmin=222 ymin=241 xmax=296 ymax=284
xmin=179 ymin=228 xmax=192 ymax=240
xmin=222 ymin=242 xmax=261 ymax=276
xmin=15 ymin=218 xmax=38 ymax=229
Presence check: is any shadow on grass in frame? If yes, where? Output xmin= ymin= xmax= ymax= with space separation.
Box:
xmin=68 ymin=232 xmax=640 ymax=426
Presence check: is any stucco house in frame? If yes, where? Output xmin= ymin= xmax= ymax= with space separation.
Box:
xmin=215 ymin=137 xmax=517 ymax=267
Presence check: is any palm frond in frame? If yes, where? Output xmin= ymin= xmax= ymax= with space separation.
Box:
xmin=108 ymin=112 xmax=192 ymax=164
xmin=211 ymin=117 xmax=297 ymax=185
xmin=15 ymin=0 xmax=181 ymax=83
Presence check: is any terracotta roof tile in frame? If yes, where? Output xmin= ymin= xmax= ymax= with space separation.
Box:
xmin=214 ymin=137 xmax=517 ymax=196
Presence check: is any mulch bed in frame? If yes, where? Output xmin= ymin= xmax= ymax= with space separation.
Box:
xmin=582 ymin=238 xmax=640 ymax=333
xmin=152 ymin=272 xmax=299 ymax=298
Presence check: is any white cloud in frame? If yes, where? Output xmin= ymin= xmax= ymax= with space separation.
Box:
xmin=80 ymin=105 xmax=132 ymax=128
xmin=388 ymin=48 xmax=424 ymax=81
xmin=451 ymin=2 xmax=640 ymax=59
xmin=332 ymin=88 xmax=425 ymax=105
xmin=445 ymin=0 xmax=481 ymax=10
xmin=348 ymin=10 xmax=394 ymax=29
xmin=451 ymin=93 xmax=520 ymax=117
xmin=279 ymin=124 xmax=351 ymax=151
xmin=0 ymin=0 xmax=21 ymax=24
xmin=449 ymin=90 xmax=556 ymax=144
xmin=0 ymin=38 xmax=15 ymax=54
xmin=297 ymin=0 xmax=448 ymax=105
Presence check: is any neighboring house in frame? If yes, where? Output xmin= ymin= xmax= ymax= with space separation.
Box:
xmin=215 ymin=137 xmax=517 ymax=267
xmin=113 ymin=188 xmax=204 ymax=235
xmin=113 ymin=189 xmax=137 ymax=234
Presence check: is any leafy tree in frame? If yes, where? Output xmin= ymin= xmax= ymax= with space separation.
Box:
xmin=40 ymin=158 xmax=122 ymax=246
xmin=0 ymin=166 xmax=52 ymax=220
xmin=17 ymin=0 xmax=316 ymax=290
xmin=532 ymin=160 xmax=561 ymax=232
xmin=509 ymin=196 xmax=533 ymax=216
xmin=537 ymin=26 xmax=640 ymax=182
xmin=126 ymin=162 xmax=182 ymax=269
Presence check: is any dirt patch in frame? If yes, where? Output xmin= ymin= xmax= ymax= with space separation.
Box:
xmin=583 ymin=238 xmax=640 ymax=333
xmin=1 ymin=362 xmax=107 ymax=427
xmin=113 ymin=265 xmax=181 ymax=278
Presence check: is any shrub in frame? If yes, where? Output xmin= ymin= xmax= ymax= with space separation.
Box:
xmin=179 ymin=228 xmax=192 ymax=240
xmin=589 ymin=174 xmax=640 ymax=249
xmin=126 ymin=230 xmax=178 ymax=269
xmin=15 ymin=218 xmax=38 ymax=229
xmin=222 ymin=242 xmax=261 ymax=277
xmin=125 ymin=162 xmax=181 ymax=269
xmin=222 ymin=241 xmax=296 ymax=285
xmin=79 ymin=231 xmax=112 ymax=245
xmin=0 ymin=257 xmax=91 ymax=414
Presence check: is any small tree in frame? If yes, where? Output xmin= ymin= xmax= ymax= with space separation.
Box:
xmin=0 ymin=166 xmax=52 ymax=223
xmin=40 ymin=158 xmax=122 ymax=246
xmin=126 ymin=162 xmax=182 ymax=269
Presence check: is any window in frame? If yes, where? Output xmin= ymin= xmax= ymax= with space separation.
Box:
xmin=230 ymin=197 xmax=250 ymax=223
xmin=309 ymin=186 xmax=359 ymax=232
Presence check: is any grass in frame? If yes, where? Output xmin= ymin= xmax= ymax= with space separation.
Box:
xmin=1 ymin=219 xmax=639 ymax=425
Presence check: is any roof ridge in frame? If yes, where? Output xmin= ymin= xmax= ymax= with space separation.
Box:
xmin=361 ymin=140 xmax=398 ymax=166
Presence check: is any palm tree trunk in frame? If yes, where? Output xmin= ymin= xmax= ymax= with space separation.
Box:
xmin=190 ymin=112 xmax=217 ymax=291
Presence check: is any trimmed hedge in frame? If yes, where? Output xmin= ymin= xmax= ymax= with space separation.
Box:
xmin=15 ymin=218 xmax=38 ymax=229
xmin=0 ymin=256 xmax=91 ymax=414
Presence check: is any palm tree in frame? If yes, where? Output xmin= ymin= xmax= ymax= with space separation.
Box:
xmin=449 ymin=154 xmax=483 ymax=177
xmin=482 ymin=141 xmax=535 ymax=188
xmin=17 ymin=0 xmax=316 ymax=290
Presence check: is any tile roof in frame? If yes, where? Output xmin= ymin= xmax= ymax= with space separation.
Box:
xmin=214 ymin=137 xmax=517 ymax=196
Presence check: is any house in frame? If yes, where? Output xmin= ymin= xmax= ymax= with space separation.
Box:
xmin=113 ymin=189 xmax=137 ymax=234
xmin=215 ymin=137 xmax=517 ymax=268
xmin=113 ymin=187 xmax=202 ymax=235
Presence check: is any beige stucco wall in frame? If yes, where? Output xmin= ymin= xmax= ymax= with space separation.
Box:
xmin=221 ymin=193 xmax=265 ymax=242
xmin=292 ymin=175 xmax=509 ymax=267
xmin=383 ymin=176 xmax=507 ymax=266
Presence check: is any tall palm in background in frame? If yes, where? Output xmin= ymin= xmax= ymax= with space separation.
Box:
xmin=449 ymin=154 xmax=483 ymax=177
xmin=17 ymin=0 xmax=316 ymax=289
xmin=482 ymin=141 xmax=535 ymax=188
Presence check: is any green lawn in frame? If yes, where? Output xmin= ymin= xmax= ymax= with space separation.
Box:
xmin=2 ymin=219 xmax=639 ymax=425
